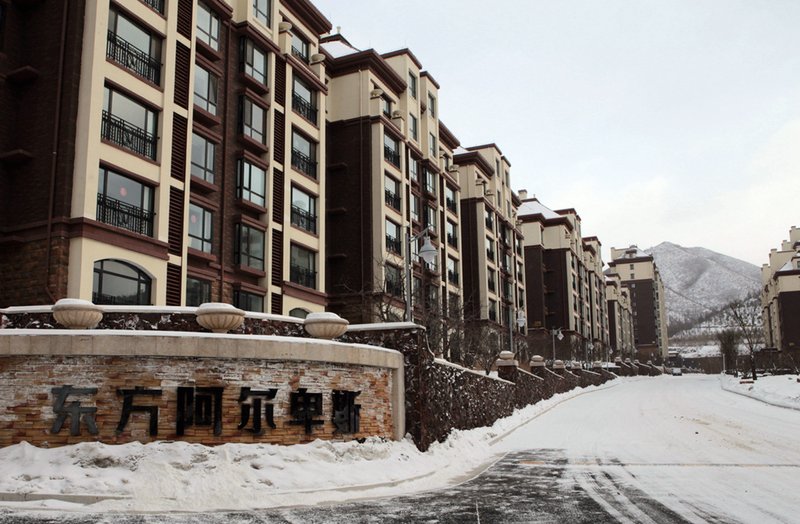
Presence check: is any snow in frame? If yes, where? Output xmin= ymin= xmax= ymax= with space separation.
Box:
xmin=517 ymin=198 xmax=561 ymax=220
xmin=347 ymin=322 xmax=421 ymax=331
xmin=53 ymin=299 xmax=96 ymax=308
xmin=0 ymin=383 xmax=612 ymax=512
xmin=720 ymin=374 xmax=800 ymax=410
xmin=320 ymin=40 xmax=359 ymax=58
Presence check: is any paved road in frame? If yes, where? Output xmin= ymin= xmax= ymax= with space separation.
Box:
xmin=2 ymin=375 xmax=799 ymax=523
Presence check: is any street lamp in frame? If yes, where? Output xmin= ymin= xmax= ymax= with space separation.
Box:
xmin=508 ymin=307 xmax=526 ymax=353
xmin=587 ymin=342 xmax=594 ymax=369
xmin=405 ymin=226 xmax=437 ymax=322
xmin=551 ymin=328 xmax=563 ymax=361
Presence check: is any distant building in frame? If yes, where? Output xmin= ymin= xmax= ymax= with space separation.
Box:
xmin=761 ymin=226 xmax=800 ymax=351
xmin=605 ymin=270 xmax=635 ymax=359
xmin=607 ymin=246 xmax=669 ymax=361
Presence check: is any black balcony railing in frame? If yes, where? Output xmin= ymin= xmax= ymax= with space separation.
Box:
xmin=291 ymin=149 xmax=317 ymax=178
xmin=386 ymin=235 xmax=402 ymax=254
xmin=291 ymin=46 xmax=309 ymax=63
xmin=290 ymin=264 xmax=316 ymax=289
xmin=291 ymin=205 xmax=317 ymax=233
xmin=447 ymin=270 xmax=459 ymax=285
xmin=292 ymin=93 xmax=317 ymax=124
xmin=384 ymin=146 xmax=400 ymax=167
xmin=101 ymin=110 xmax=157 ymax=159
xmin=140 ymin=0 xmax=164 ymax=14
xmin=446 ymin=197 xmax=458 ymax=213
xmin=447 ymin=233 xmax=458 ymax=247
xmin=96 ymin=193 xmax=154 ymax=237
xmin=385 ymin=189 xmax=401 ymax=210
xmin=106 ymin=31 xmax=161 ymax=85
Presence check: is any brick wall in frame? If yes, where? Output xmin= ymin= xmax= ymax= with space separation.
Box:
xmin=0 ymin=354 xmax=393 ymax=447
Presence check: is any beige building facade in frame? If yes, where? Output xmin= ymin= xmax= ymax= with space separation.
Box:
xmin=761 ymin=226 xmax=800 ymax=351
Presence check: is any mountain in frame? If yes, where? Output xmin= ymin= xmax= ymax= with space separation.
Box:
xmin=644 ymin=242 xmax=761 ymax=330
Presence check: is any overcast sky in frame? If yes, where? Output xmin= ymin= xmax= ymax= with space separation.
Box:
xmin=314 ymin=0 xmax=800 ymax=266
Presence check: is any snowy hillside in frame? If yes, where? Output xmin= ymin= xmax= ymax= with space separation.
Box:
xmin=646 ymin=242 xmax=761 ymax=329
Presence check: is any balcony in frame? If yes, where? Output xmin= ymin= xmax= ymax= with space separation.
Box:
xmin=140 ymin=0 xmax=164 ymax=13
xmin=101 ymin=110 xmax=157 ymax=159
xmin=290 ymin=264 xmax=316 ymax=288
xmin=106 ymin=31 xmax=161 ymax=85
xmin=292 ymin=93 xmax=317 ymax=124
xmin=385 ymin=235 xmax=402 ymax=254
xmin=446 ymin=197 xmax=458 ymax=214
xmin=384 ymin=189 xmax=401 ymax=210
xmin=291 ymin=149 xmax=317 ymax=178
xmin=291 ymin=205 xmax=317 ymax=234
xmin=291 ymin=46 xmax=309 ymax=64
xmin=384 ymin=146 xmax=400 ymax=167
xmin=446 ymin=233 xmax=458 ymax=248
xmin=96 ymin=193 xmax=154 ymax=237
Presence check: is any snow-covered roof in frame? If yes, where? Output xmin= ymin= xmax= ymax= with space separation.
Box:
xmin=517 ymin=198 xmax=561 ymax=220
xmin=617 ymin=245 xmax=650 ymax=259
xmin=777 ymin=252 xmax=800 ymax=272
xmin=453 ymin=146 xmax=470 ymax=155
xmin=321 ymin=39 xmax=360 ymax=58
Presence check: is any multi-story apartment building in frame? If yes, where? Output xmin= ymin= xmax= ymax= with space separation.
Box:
xmin=608 ymin=246 xmax=669 ymax=361
xmin=761 ymin=226 xmax=800 ymax=352
xmin=323 ymin=34 xmax=464 ymax=329
xmin=453 ymin=145 xmax=526 ymax=342
xmin=0 ymin=0 xmax=333 ymax=317
xmin=605 ymin=270 xmax=635 ymax=359
xmin=517 ymin=193 xmax=606 ymax=360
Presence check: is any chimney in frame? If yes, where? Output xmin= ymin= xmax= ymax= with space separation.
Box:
xmin=518 ymin=189 xmax=528 ymax=200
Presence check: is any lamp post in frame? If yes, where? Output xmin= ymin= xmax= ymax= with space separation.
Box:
xmin=587 ymin=342 xmax=594 ymax=368
xmin=405 ymin=226 xmax=438 ymax=322
xmin=508 ymin=306 xmax=526 ymax=353
xmin=551 ymin=327 xmax=563 ymax=362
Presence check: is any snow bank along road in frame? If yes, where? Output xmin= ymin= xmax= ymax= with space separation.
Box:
xmin=2 ymin=375 xmax=799 ymax=523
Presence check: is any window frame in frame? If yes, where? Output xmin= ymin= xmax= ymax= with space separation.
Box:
xmin=290 ymin=185 xmax=318 ymax=234
xmin=253 ymin=0 xmax=271 ymax=27
xmin=188 ymin=203 xmax=213 ymax=253
xmin=92 ymin=259 xmax=152 ymax=306
xmin=237 ymin=159 xmax=267 ymax=207
xmin=186 ymin=276 xmax=211 ymax=306
xmin=290 ymin=243 xmax=317 ymax=289
xmin=191 ymin=132 xmax=217 ymax=183
xmin=194 ymin=66 xmax=219 ymax=115
xmin=234 ymin=289 xmax=264 ymax=312
xmin=291 ymin=129 xmax=318 ymax=178
xmin=197 ymin=2 xmax=220 ymax=51
xmin=235 ymin=223 xmax=265 ymax=270
xmin=242 ymin=38 xmax=268 ymax=85
xmin=241 ymin=96 xmax=266 ymax=144
xmin=96 ymin=165 xmax=155 ymax=237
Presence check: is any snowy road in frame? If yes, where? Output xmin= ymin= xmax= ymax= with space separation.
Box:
xmin=2 ymin=375 xmax=800 ymax=523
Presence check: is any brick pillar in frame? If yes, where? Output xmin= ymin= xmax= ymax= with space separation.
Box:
xmin=496 ymin=350 xmax=518 ymax=382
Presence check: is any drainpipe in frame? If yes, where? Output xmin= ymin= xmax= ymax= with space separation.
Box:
xmin=44 ymin=0 xmax=71 ymax=302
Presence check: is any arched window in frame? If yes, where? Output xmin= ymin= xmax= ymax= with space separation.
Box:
xmin=92 ymin=260 xmax=151 ymax=305
xmin=289 ymin=307 xmax=309 ymax=319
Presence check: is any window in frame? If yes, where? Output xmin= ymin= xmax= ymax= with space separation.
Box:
xmin=237 ymin=160 xmax=266 ymax=207
xmin=102 ymin=87 xmax=158 ymax=159
xmin=409 ymin=114 xmax=418 ymax=141
xmin=107 ymin=8 xmax=162 ymax=84
xmin=97 ymin=167 xmax=154 ymax=236
xmin=443 ymin=155 xmax=451 ymax=170
xmin=291 ymin=130 xmax=317 ymax=177
xmin=292 ymin=76 xmax=317 ymax=124
xmin=409 ymin=157 xmax=419 ymax=182
xmin=188 ymin=203 xmax=213 ymax=253
xmin=413 ymin=276 xmax=423 ymax=303
xmin=488 ymin=268 xmax=496 ymax=292
xmin=385 ymin=265 xmax=402 ymax=297
xmin=186 ymin=277 xmax=211 ymax=306
xmin=447 ymin=257 xmax=458 ymax=285
xmin=488 ymin=299 xmax=497 ymax=322
xmin=484 ymin=209 xmax=494 ymax=231
xmin=253 ymin=0 xmax=271 ymax=26
xmin=408 ymin=71 xmax=417 ymax=99
xmin=384 ymin=175 xmax=401 ymax=210
xmin=241 ymin=97 xmax=266 ymax=144
xmin=425 ymin=284 xmax=439 ymax=311
xmin=191 ymin=133 xmax=216 ymax=183
xmin=429 ymin=132 xmax=437 ymax=158
xmin=197 ymin=2 xmax=220 ymax=51
xmin=411 ymin=193 xmax=420 ymax=223
xmin=291 ymin=32 xmax=309 ymax=63
xmin=445 ymin=186 xmax=457 ymax=214
xmin=234 ymin=290 xmax=264 ymax=312
xmin=385 ymin=219 xmax=401 ymax=254
xmin=381 ymin=96 xmax=392 ymax=117
xmin=194 ymin=66 xmax=218 ymax=114
xmin=93 ymin=260 xmax=151 ymax=305
xmin=446 ymin=221 xmax=457 ymax=248
xmin=289 ymin=308 xmax=309 ymax=319
xmin=427 ymin=93 xmax=436 ymax=117
xmin=290 ymin=244 xmax=316 ymax=288
xmin=448 ymin=293 xmax=460 ymax=319
xmin=424 ymin=168 xmax=436 ymax=195
xmin=383 ymin=134 xmax=400 ymax=167
xmin=425 ymin=205 xmax=437 ymax=233
xmin=235 ymin=224 xmax=265 ymax=269
xmin=242 ymin=39 xmax=267 ymax=85
xmin=291 ymin=186 xmax=317 ymax=233
xmin=486 ymin=236 xmax=495 ymax=261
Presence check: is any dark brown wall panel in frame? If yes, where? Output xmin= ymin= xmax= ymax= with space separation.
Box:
xmin=176 ymin=0 xmax=194 ymax=39
xmin=174 ymin=42 xmax=191 ymax=109
xmin=274 ymin=57 xmax=286 ymax=106
xmin=273 ymin=110 xmax=285 ymax=164
xmin=171 ymin=114 xmax=187 ymax=181
xmin=271 ymin=229 xmax=283 ymax=287
xmin=272 ymin=169 xmax=284 ymax=224
xmin=168 ymin=187 xmax=185 ymax=256
xmin=166 ymin=263 xmax=182 ymax=306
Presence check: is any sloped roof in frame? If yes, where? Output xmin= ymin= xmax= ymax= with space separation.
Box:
xmin=517 ymin=198 xmax=561 ymax=220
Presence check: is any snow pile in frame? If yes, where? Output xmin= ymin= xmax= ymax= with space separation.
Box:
xmin=0 ymin=382 xmax=615 ymax=512
xmin=720 ymin=374 xmax=800 ymax=410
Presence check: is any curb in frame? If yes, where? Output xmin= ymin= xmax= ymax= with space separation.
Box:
xmin=719 ymin=376 xmax=800 ymax=412
xmin=0 ymin=493 xmax=129 ymax=504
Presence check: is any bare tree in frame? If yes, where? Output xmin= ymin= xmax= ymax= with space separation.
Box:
xmin=716 ymin=328 xmax=739 ymax=374
xmin=727 ymin=297 xmax=764 ymax=381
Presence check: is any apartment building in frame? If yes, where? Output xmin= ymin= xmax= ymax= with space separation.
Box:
xmin=608 ymin=246 xmax=669 ymax=361
xmin=453 ymin=145 xmax=526 ymax=341
xmin=323 ymin=35 xmax=464 ymax=328
xmin=517 ymin=194 xmax=605 ymax=360
xmin=761 ymin=226 xmax=800 ymax=351
xmin=0 ymin=0 xmax=332 ymax=316
xmin=605 ymin=270 xmax=635 ymax=359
